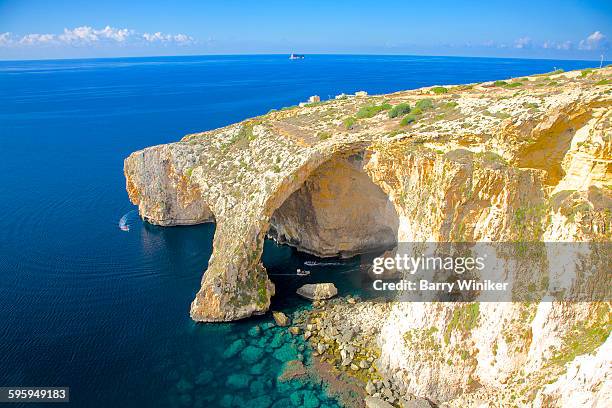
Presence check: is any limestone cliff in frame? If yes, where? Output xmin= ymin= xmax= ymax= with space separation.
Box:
xmin=125 ymin=67 xmax=611 ymax=406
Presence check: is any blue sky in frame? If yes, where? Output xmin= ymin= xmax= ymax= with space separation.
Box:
xmin=0 ymin=0 xmax=611 ymax=60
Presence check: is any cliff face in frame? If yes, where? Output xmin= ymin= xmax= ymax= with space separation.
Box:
xmin=125 ymin=68 xmax=611 ymax=405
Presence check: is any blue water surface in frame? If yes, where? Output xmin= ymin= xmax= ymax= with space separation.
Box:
xmin=0 ymin=54 xmax=603 ymax=407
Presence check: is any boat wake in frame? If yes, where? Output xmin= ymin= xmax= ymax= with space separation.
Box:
xmin=118 ymin=210 xmax=138 ymax=231
xmin=304 ymin=261 xmax=345 ymax=267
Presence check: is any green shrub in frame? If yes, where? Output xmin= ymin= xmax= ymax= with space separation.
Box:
xmin=431 ymin=86 xmax=448 ymax=94
xmin=414 ymin=98 xmax=433 ymax=111
xmin=344 ymin=117 xmax=357 ymax=129
xmin=410 ymin=107 xmax=423 ymax=115
xmin=444 ymin=101 xmax=458 ymax=109
xmin=580 ymin=69 xmax=593 ymax=77
xmin=355 ymin=103 xmax=392 ymax=119
xmin=317 ymin=131 xmax=331 ymax=140
xmin=595 ymin=79 xmax=611 ymax=85
xmin=493 ymin=80 xmax=508 ymax=87
xmin=506 ymin=82 xmax=523 ymax=88
xmin=388 ymin=103 xmax=411 ymax=118
xmin=400 ymin=114 xmax=416 ymax=126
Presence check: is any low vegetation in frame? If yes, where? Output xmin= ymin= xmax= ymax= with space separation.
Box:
xmin=444 ymin=303 xmax=480 ymax=344
xmin=317 ymin=131 xmax=331 ymax=140
xmin=344 ymin=117 xmax=357 ymax=129
xmin=414 ymin=98 xmax=433 ymax=111
xmin=388 ymin=103 xmax=411 ymax=118
xmin=355 ymin=103 xmax=392 ymax=119
xmin=400 ymin=114 xmax=417 ymax=126
xmin=431 ymin=86 xmax=448 ymax=94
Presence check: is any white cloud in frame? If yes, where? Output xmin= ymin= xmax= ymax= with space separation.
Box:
xmin=142 ymin=31 xmax=194 ymax=45
xmin=0 ymin=32 xmax=13 ymax=46
xmin=514 ymin=37 xmax=532 ymax=49
xmin=0 ymin=26 xmax=194 ymax=48
xmin=578 ymin=31 xmax=608 ymax=50
xmin=19 ymin=33 xmax=56 ymax=45
xmin=543 ymin=40 xmax=573 ymax=50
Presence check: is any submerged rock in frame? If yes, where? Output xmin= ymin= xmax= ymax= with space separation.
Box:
xmin=194 ymin=369 xmax=213 ymax=386
xmin=273 ymin=343 xmax=298 ymax=362
xmin=278 ymin=359 xmax=308 ymax=382
xmin=240 ymin=345 xmax=265 ymax=364
xmin=296 ymin=283 xmax=338 ymax=301
xmin=223 ymin=339 xmax=246 ymax=359
xmin=250 ymin=395 xmax=273 ymax=408
xmin=225 ymin=373 xmax=251 ymax=389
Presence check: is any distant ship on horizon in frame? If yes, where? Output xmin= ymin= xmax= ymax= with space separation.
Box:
xmin=289 ymin=53 xmax=305 ymax=60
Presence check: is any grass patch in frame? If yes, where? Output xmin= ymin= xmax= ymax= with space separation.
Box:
xmin=476 ymin=151 xmax=508 ymax=165
xmin=343 ymin=117 xmax=357 ymax=130
xmin=444 ymin=101 xmax=458 ymax=109
xmin=444 ymin=303 xmax=480 ymax=344
xmin=400 ymin=114 xmax=417 ymax=126
xmin=595 ymin=79 xmax=611 ymax=85
xmin=549 ymin=303 xmax=611 ymax=369
xmin=317 ymin=131 xmax=331 ymax=140
xmin=581 ymin=69 xmax=594 ymax=77
xmin=506 ymin=82 xmax=523 ymax=88
xmin=493 ymin=80 xmax=509 ymax=86
xmin=431 ymin=86 xmax=448 ymax=94
xmin=414 ymin=99 xmax=433 ymax=111
xmin=355 ymin=103 xmax=392 ymax=119
xmin=388 ymin=103 xmax=411 ymax=118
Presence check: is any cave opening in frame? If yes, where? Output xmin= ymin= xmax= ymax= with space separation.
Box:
xmin=268 ymin=152 xmax=399 ymax=258
xmin=262 ymin=151 xmax=400 ymax=307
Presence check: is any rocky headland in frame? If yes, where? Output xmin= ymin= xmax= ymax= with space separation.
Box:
xmin=125 ymin=67 xmax=611 ymax=407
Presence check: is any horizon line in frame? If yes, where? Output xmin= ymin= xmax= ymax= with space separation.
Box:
xmin=0 ymin=51 xmax=609 ymax=64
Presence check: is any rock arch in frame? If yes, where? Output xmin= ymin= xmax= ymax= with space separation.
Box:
xmin=187 ymin=144 xmax=400 ymax=322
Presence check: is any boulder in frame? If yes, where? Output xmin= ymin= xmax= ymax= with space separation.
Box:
xmin=273 ymin=311 xmax=290 ymax=326
xmin=365 ymin=396 xmax=394 ymax=408
xmin=296 ymin=283 xmax=338 ymax=300
xmin=400 ymin=399 xmax=433 ymax=408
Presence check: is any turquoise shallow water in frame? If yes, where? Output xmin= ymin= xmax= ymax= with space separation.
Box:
xmin=0 ymin=54 xmax=604 ymax=407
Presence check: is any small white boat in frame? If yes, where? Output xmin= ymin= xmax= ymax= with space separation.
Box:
xmin=296 ymin=268 xmax=310 ymax=276
xmin=289 ymin=53 xmax=305 ymax=60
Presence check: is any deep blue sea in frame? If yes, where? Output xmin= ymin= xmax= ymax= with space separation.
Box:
xmin=0 ymin=54 xmax=603 ymax=407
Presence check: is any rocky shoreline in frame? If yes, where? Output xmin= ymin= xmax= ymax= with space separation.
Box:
xmin=293 ymin=295 xmax=436 ymax=408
